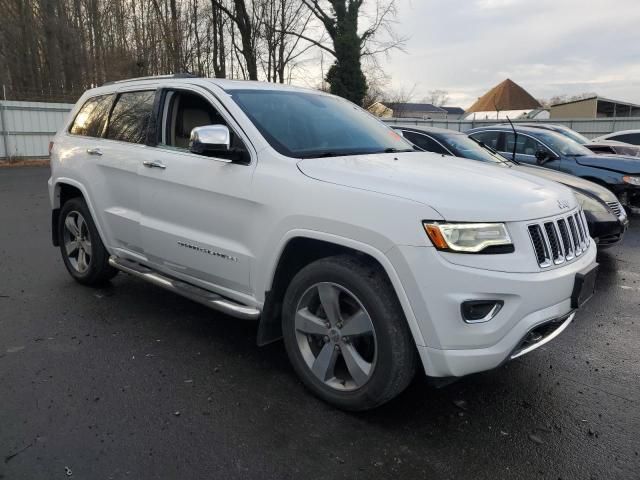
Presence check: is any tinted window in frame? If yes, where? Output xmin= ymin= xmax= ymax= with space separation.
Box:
xmin=69 ymin=95 xmax=113 ymax=137
xmin=504 ymin=133 xmax=544 ymax=155
xmin=230 ymin=90 xmax=413 ymax=158
xmin=612 ymin=133 xmax=640 ymax=145
xmin=470 ymin=131 xmax=500 ymax=150
xmin=442 ymin=134 xmax=511 ymax=164
xmin=106 ymin=91 xmax=155 ymax=144
xmin=402 ymin=131 xmax=448 ymax=154
xmin=161 ymin=90 xmax=246 ymax=151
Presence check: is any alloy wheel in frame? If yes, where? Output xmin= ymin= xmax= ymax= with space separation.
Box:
xmin=294 ymin=282 xmax=377 ymax=391
xmin=63 ymin=211 xmax=92 ymax=273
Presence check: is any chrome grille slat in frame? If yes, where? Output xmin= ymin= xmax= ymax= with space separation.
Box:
xmin=528 ymin=208 xmax=589 ymax=268
xmin=567 ymin=216 xmax=581 ymax=256
xmin=543 ymin=222 xmax=563 ymax=264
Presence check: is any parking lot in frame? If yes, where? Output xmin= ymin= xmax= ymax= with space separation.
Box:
xmin=1 ymin=166 xmax=639 ymax=479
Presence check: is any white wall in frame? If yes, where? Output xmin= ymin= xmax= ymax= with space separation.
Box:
xmin=0 ymin=101 xmax=74 ymax=159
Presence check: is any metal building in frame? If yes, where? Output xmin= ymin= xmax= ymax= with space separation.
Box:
xmin=550 ymin=97 xmax=640 ymax=119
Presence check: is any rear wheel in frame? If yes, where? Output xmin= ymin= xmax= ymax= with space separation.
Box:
xmin=58 ymin=197 xmax=117 ymax=285
xmin=282 ymin=255 xmax=417 ymax=411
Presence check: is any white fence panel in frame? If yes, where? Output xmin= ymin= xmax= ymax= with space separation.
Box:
xmin=0 ymin=101 xmax=74 ymax=159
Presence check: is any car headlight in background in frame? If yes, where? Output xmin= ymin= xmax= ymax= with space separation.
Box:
xmin=423 ymin=222 xmax=513 ymax=253
xmin=573 ymin=191 xmax=609 ymax=214
xmin=622 ymin=175 xmax=640 ymax=186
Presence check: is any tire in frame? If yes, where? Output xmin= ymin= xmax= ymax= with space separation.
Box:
xmin=282 ymin=254 xmax=417 ymax=411
xmin=58 ymin=197 xmax=118 ymax=286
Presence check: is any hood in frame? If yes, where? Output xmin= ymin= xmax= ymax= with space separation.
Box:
xmin=574 ymin=154 xmax=640 ymax=173
xmin=512 ymin=164 xmax=619 ymax=203
xmin=297 ymin=152 xmax=577 ymax=222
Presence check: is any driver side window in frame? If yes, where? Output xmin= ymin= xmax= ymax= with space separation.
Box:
xmin=504 ymin=133 xmax=548 ymax=156
xmin=160 ymin=90 xmax=246 ymax=154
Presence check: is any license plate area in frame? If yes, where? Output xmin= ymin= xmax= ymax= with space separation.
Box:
xmin=571 ymin=263 xmax=599 ymax=309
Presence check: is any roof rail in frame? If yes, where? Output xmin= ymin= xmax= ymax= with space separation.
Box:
xmin=101 ymin=73 xmax=199 ymax=86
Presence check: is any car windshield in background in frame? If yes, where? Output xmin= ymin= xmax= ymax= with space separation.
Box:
xmin=532 ymin=130 xmax=593 ymax=156
xmin=442 ymin=133 xmax=512 ymax=165
xmin=555 ymin=128 xmax=590 ymax=145
xmin=229 ymin=89 xmax=414 ymax=158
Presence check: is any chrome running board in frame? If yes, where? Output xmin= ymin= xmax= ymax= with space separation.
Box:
xmin=108 ymin=256 xmax=261 ymax=320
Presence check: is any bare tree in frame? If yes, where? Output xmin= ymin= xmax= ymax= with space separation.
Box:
xmin=282 ymin=0 xmax=404 ymax=105
xmin=425 ymin=89 xmax=449 ymax=107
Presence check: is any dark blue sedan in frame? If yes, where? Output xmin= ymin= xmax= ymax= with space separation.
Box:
xmin=467 ymin=125 xmax=640 ymax=213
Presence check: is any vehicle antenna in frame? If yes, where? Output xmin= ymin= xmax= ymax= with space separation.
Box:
xmin=506 ymin=116 xmax=517 ymax=162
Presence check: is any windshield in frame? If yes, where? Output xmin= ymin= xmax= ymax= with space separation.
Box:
xmin=553 ymin=127 xmax=590 ymax=145
xmin=532 ymin=130 xmax=593 ymax=156
xmin=229 ymin=89 xmax=414 ymax=158
xmin=441 ymin=133 xmax=513 ymax=165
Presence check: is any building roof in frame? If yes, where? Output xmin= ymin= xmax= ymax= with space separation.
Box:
xmin=441 ymin=106 xmax=465 ymax=115
xmin=466 ymin=79 xmax=541 ymax=114
xmin=384 ymin=102 xmax=446 ymax=113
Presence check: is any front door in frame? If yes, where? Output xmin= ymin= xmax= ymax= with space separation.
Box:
xmin=138 ymin=86 xmax=257 ymax=296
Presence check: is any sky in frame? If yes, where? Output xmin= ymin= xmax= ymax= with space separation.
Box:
xmin=299 ymin=0 xmax=640 ymax=109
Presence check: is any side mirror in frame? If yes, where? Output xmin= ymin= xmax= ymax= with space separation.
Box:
xmin=189 ymin=125 xmax=231 ymax=156
xmin=535 ymin=149 xmax=551 ymax=164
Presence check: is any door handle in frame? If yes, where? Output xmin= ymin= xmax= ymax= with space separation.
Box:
xmin=86 ymin=148 xmax=103 ymax=156
xmin=143 ymin=160 xmax=167 ymax=170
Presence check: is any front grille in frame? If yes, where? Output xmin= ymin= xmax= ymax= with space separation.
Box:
xmin=528 ymin=208 xmax=590 ymax=268
xmin=606 ymin=201 xmax=623 ymax=218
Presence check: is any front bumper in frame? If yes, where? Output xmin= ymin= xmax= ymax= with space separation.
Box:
xmin=617 ymin=185 xmax=640 ymax=213
xmin=585 ymin=210 xmax=628 ymax=247
xmin=388 ymin=241 xmax=597 ymax=377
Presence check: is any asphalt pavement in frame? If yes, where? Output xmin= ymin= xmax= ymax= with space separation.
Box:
xmin=1 ymin=166 xmax=639 ymax=479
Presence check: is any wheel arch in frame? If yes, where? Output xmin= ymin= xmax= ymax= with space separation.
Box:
xmin=51 ymin=178 xmax=106 ymax=249
xmin=257 ymin=231 xmax=426 ymax=351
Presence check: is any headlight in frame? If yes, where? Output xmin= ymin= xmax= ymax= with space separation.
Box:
xmin=573 ymin=191 xmax=609 ymax=214
xmin=423 ymin=222 xmax=513 ymax=253
xmin=623 ymin=175 xmax=640 ymax=186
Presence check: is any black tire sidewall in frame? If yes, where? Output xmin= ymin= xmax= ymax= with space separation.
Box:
xmin=58 ymin=197 xmax=114 ymax=285
xmin=282 ymin=256 xmax=416 ymax=411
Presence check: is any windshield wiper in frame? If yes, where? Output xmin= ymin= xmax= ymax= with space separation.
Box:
xmin=379 ymin=147 xmax=416 ymax=153
xmin=298 ymin=151 xmax=362 ymax=159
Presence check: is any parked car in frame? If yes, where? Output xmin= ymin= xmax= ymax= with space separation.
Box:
xmin=503 ymin=123 xmax=640 ymax=157
xmin=467 ymin=125 xmax=640 ymax=213
xmin=395 ymin=126 xmax=628 ymax=247
xmin=49 ymin=75 xmax=598 ymax=410
xmin=593 ymin=129 xmax=640 ymax=145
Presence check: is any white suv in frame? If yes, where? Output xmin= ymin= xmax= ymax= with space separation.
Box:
xmin=49 ymin=75 xmax=598 ymax=410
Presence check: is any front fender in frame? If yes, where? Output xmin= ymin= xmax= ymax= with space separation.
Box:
xmin=257 ymin=229 xmax=428 ymax=349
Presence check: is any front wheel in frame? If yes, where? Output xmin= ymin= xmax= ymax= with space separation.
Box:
xmin=58 ymin=197 xmax=118 ymax=286
xmin=282 ymin=255 xmax=417 ymax=411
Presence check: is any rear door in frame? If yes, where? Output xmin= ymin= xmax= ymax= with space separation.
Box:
xmin=63 ymin=91 xmax=155 ymax=256
xmin=95 ymin=89 xmax=158 ymax=257
xmin=137 ymin=85 xmax=257 ymax=296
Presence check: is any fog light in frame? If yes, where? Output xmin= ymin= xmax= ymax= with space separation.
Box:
xmin=461 ymin=300 xmax=503 ymax=323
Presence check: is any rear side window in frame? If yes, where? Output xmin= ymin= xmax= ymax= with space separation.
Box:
xmin=402 ymin=131 xmax=448 ymax=154
xmin=69 ymin=95 xmax=113 ymax=137
xmin=106 ymin=91 xmax=156 ymax=144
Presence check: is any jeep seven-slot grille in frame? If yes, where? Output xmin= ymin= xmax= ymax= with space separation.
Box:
xmin=528 ymin=209 xmax=590 ymax=268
